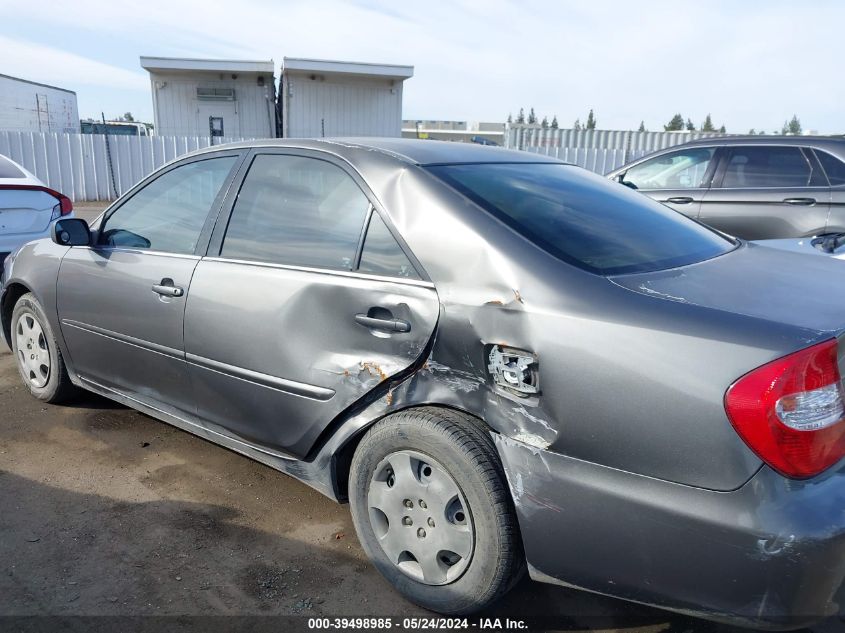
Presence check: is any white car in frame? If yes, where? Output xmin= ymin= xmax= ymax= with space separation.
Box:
xmin=0 ymin=154 xmax=73 ymax=270
xmin=756 ymin=234 xmax=845 ymax=260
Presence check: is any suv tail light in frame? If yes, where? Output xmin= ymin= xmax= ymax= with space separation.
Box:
xmin=0 ymin=184 xmax=72 ymax=219
xmin=725 ymin=339 xmax=845 ymax=478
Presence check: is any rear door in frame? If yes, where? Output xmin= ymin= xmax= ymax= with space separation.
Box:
xmin=184 ymin=150 xmax=439 ymax=458
xmin=813 ymin=149 xmax=845 ymax=233
xmin=616 ymin=145 xmax=719 ymax=217
xmin=57 ymin=152 xmax=243 ymax=415
xmin=698 ymin=145 xmax=830 ymax=239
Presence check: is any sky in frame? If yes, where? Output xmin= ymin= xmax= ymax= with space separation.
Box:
xmin=1 ymin=0 xmax=843 ymax=134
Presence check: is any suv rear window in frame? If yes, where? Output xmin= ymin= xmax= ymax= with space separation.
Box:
xmin=428 ymin=163 xmax=735 ymax=276
xmin=0 ymin=155 xmax=25 ymax=179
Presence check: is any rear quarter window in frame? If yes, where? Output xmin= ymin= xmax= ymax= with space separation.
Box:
xmin=817 ymin=150 xmax=845 ymax=186
xmin=428 ymin=163 xmax=735 ymax=276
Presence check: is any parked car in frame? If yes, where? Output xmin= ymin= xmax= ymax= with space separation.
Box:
xmin=0 ymin=154 xmax=73 ymax=275
xmin=607 ymin=135 xmax=845 ymax=240
xmin=757 ymin=232 xmax=845 ymax=260
xmin=3 ymin=139 xmax=845 ymax=628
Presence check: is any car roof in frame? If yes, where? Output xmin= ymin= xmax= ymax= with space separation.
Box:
xmin=190 ymin=137 xmax=562 ymax=166
xmin=681 ymin=135 xmax=845 ymax=149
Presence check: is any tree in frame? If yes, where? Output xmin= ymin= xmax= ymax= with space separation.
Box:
xmin=787 ymin=115 xmax=802 ymax=135
xmin=527 ymin=107 xmax=537 ymax=125
xmin=664 ymin=114 xmax=684 ymax=131
xmin=758 ymin=130 xmax=766 ymax=135
xmin=551 ymin=115 xmax=559 ymax=129
xmin=638 ymin=121 xmax=646 ymax=132
xmin=748 ymin=128 xmax=756 ymax=135
xmin=685 ymin=118 xmax=696 ymax=131
xmin=573 ymin=118 xmax=582 ymax=131
xmin=541 ymin=116 xmax=549 ymax=129
xmin=122 ymin=112 xmax=135 ymax=122
xmin=719 ymin=125 xmax=726 ymax=133
xmin=701 ymin=114 xmax=716 ymax=132
xmin=781 ymin=120 xmax=790 ymax=135
xmin=516 ymin=108 xmax=525 ymax=124
xmin=507 ymin=113 xmax=513 ymax=124
xmin=585 ymin=109 xmax=596 ymax=130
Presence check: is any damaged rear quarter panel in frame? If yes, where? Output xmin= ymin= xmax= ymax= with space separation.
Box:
xmin=337 ymin=162 xmax=827 ymax=492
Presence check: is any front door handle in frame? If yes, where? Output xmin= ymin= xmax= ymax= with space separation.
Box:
xmin=152 ymin=278 xmax=184 ymax=297
xmin=664 ymin=196 xmax=694 ymax=204
xmin=355 ymin=313 xmax=411 ymax=333
xmin=783 ymin=197 xmax=816 ymax=205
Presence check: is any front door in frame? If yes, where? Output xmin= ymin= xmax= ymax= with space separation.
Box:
xmin=699 ymin=145 xmax=830 ymax=239
xmin=57 ymin=153 xmax=241 ymax=415
xmin=183 ymin=151 xmax=439 ymax=458
xmin=618 ymin=145 xmax=719 ymax=218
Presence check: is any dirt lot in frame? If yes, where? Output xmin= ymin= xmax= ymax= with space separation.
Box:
xmin=0 ymin=202 xmax=840 ymax=631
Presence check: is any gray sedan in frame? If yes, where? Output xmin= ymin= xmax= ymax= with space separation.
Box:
xmin=607 ymin=135 xmax=845 ymax=240
xmin=2 ymin=139 xmax=845 ymax=628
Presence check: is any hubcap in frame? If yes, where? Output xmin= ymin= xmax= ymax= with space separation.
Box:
xmin=15 ymin=311 xmax=50 ymax=388
xmin=367 ymin=450 xmax=474 ymax=585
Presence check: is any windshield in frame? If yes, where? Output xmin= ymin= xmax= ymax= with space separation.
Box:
xmin=428 ymin=163 xmax=735 ymax=275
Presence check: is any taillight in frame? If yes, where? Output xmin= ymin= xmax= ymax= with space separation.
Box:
xmin=725 ymin=339 xmax=845 ymax=478
xmin=0 ymin=184 xmax=72 ymax=218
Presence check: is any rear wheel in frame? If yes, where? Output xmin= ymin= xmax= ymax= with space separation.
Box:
xmin=349 ymin=407 xmax=523 ymax=614
xmin=11 ymin=293 xmax=77 ymax=403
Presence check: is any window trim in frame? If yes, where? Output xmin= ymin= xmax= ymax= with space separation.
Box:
xmin=93 ymin=150 xmax=247 ymax=257
xmin=710 ymin=145 xmax=829 ymax=190
xmin=620 ymin=145 xmax=722 ymax=191
xmin=209 ymin=147 xmax=429 ymax=281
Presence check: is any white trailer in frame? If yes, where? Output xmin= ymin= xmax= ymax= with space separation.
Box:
xmin=280 ymin=58 xmax=413 ymax=138
xmin=0 ymin=74 xmax=80 ymax=134
xmin=140 ymin=57 xmax=276 ymax=139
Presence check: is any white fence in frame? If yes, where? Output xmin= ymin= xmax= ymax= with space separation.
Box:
xmin=0 ymin=127 xmax=732 ymax=202
xmin=0 ymin=131 xmax=252 ymax=202
xmin=506 ymin=126 xmax=728 ymax=174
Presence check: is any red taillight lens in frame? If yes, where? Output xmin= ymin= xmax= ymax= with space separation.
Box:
xmin=725 ymin=339 xmax=845 ymax=479
xmin=57 ymin=193 xmax=73 ymax=215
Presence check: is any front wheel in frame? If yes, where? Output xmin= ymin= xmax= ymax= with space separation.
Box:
xmin=11 ymin=292 xmax=77 ymax=403
xmin=349 ymin=407 xmax=523 ymax=614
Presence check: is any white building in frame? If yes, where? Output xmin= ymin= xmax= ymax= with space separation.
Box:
xmin=140 ymin=57 xmax=276 ymax=139
xmin=0 ymin=74 xmax=79 ymax=133
xmin=280 ymin=58 xmax=413 ymax=138
xmin=402 ymin=120 xmax=505 ymax=145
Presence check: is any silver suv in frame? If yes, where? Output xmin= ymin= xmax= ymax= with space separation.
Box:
xmin=608 ymin=136 xmax=845 ymax=239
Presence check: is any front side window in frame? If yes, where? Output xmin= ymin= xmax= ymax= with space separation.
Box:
xmin=720 ymin=146 xmax=814 ymax=188
xmin=622 ymin=147 xmax=716 ymax=190
xmin=358 ymin=212 xmax=420 ymax=279
xmin=429 ymin=163 xmax=735 ymax=276
xmin=221 ymin=154 xmax=370 ymax=270
xmin=99 ymin=156 xmax=237 ymax=254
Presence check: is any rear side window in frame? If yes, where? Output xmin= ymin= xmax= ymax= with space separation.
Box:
xmin=0 ymin=155 xmax=25 ymax=179
xmin=720 ymin=146 xmax=814 ymax=188
xmin=358 ymin=212 xmax=420 ymax=279
xmin=428 ymin=163 xmax=734 ymax=276
xmin=221 ymin=154 xmax=370 ymax=270
xmin=817 ymin=151 xmax=845 ymax=186
xmin=99 ymin=156 xmax=237 ymax=254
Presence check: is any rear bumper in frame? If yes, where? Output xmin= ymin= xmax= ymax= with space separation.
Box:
xmin=494 ymin=434 xmax=845 ymax=629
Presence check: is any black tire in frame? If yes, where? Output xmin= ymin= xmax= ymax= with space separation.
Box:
xmin=349 ymin=406 xmax=523 ymax=614
xmin=10 ymin=292 xmax=77 ymax=403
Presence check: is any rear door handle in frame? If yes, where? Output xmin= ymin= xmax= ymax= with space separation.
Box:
xmin=664 ymin=196 xmax=694 ymax=204
xmin=355 ymin=314 xmax=411 ymax=333
xmin=783 ymin=197 xmax=816 ymax=205
xmin=152 ymin=278 xmax=184 ymax=297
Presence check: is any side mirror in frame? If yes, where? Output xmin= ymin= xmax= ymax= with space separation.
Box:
xmin=51 ymin=218 xmax=91 ymax=247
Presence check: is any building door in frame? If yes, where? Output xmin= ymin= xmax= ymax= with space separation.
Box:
xmin=197 ymin=101 xmax=239 ymax=140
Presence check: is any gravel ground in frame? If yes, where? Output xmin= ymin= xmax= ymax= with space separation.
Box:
xmin=0 ymin=202 xmax=841 ymax=631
